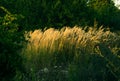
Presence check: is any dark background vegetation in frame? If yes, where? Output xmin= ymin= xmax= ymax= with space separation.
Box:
xmin=0 ymin=0 xmax=120 ymax=81
xmin=1 ymin=0 xmax=120 ymax=30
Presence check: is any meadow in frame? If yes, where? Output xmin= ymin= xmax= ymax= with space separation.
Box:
xmin=21 ymin=26 xmax=120 ymax=81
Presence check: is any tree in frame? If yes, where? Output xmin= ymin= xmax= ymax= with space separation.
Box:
xmin=87 ymin=0 xmax=120 ymax=30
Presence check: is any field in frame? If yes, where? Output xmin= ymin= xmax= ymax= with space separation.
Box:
xmin=20 ymin=26 xmax=120 ymax=81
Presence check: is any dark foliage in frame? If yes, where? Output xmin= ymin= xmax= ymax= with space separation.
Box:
xmin=1 ymin=0 xmax=120 ymax=30
xmin=0 ymin=7 xmax=24 ymax=81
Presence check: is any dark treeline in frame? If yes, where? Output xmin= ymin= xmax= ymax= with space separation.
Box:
xmin=0 ymin=0 xmax=120 ymax=30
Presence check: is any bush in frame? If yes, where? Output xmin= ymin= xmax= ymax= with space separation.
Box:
xmin=0 ymin=6 xmax=24 ymax=81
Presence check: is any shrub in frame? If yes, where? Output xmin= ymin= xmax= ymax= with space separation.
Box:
xmin=0 ymin=6 xmax=24 ymax=81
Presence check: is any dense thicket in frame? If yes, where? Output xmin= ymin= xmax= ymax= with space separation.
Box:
xmin=0 ymin=0 xmax=120 ymax=30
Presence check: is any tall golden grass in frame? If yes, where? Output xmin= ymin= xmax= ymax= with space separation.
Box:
xmin=24 ymin=26 xmax=119 ymax=54
xmin=22 ymin=26 xmax=120 ymax=81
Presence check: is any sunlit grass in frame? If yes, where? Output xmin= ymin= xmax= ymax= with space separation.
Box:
xmin=22 ymin=26 xmax=120 ymax=81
